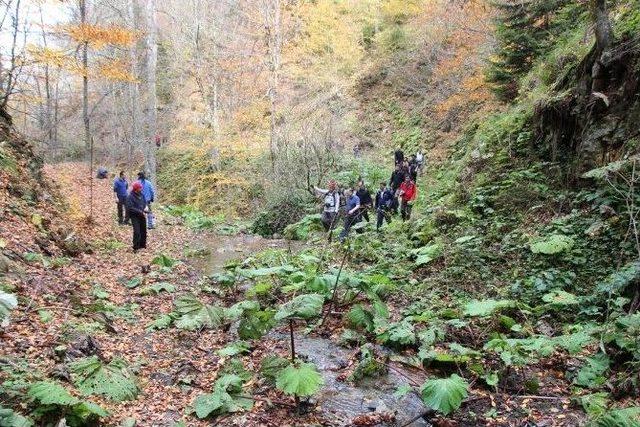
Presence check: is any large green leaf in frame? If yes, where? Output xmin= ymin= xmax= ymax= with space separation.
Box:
xmin=463 ymin=299 xmax=515 ymax=317
xmin=0 ymin=407 xmax=33 ymax=427
xmin=193 ymin=374 xmax=253 ymax=419
xmin=274 ymin=293 xmax=324 ymax=321
xmin=420 ymin=374 xmax=469 ymax=415
xmin=238 ymin=265 xmax=296 ymax=279
xmin=69 ymin=356 xmax=139 ymax=401
xmin=275 ymin=362 xmax=324 ymax=397
xmin=0 ymin=290 xmax=18 ymax=327
xmin=411 ymin=243 xmax=443 ymax=266
xmin=28 ymin=381 xmax=79 ymax=405
xmin=174 ymin=294 xmax=224 ymax=330
xmin=542 ymin=290 xmax=579 ymax=305
xmin=151 ymin=253 xmax=177 ymax=268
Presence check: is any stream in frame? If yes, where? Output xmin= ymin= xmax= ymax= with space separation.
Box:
xmin=195 ymin=232 xmax=431 ymax=426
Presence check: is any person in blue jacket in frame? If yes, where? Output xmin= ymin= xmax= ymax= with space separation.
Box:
xmin=113 ymin=171 xmax=129 ymax=225
xmin=137 ymin=172 xmax=156 ymax=229
xmin=339 ymin=188 xmax=361 ymax=242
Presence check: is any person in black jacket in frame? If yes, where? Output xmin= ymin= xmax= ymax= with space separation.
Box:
xmin=126 ymin=181 xmax=147 ymax=251
xmin=394 ymin=149 xmax=404 ymax=166
xmin=355 ymin=180 xmax=373 ymax=223
xmin=389 ymin=164 xmax=406 ymax=214
xmin=374 ymin=182 xmax=394 ymax=231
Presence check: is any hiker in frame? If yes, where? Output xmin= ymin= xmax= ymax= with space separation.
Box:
xmin=113 ymin=171 xmax=129 ymax=225
xmin=314 ymin=180 xmax=340 ymax=232
xmin=374 ymin=181 xmax=394 ymax=231
xmin=355 ymin=180 xmax=373 ymax=223
xmin=389 ymin=163 xmax=406 ymax=214
xmin=126 ymin=181 xmax=147 ymax=251
xmin=416 ymin=150 xmax=424 ymax=173
xmin=408 ymin=155 xmax=418 ymax=182
xmin=137 ymin=172 xmax=156 ymax=229
xmin=398 ymin=175 xmax=417 ymax=221
xmin=394 ymin=149 xmax=404 ymax=166
xmin=339 ymin=188 xmax=360 ymax=242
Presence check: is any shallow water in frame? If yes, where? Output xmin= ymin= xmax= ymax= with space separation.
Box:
xmin=196 ymin=233 xmax=430 ymax=426
xmin=193 ymin=233 xmax=303 ymax=274
xmin=272 ymin=333 xmax=430 ymax=427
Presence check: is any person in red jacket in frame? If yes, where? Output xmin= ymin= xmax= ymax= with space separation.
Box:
xmin=398 ymin=174 xmax=417 ymax=221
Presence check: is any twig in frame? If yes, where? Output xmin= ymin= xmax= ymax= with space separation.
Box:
xmin=512 ymin=394 xmax=568 ymax=400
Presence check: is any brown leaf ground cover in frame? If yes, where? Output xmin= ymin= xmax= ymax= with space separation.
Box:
xmin=1 ymin=162 xmax=323 ymax=426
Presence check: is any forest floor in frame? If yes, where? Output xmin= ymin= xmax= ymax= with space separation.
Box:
xmin=2 ymin=163 xmax=597 ymax=427
xmin=1 ymin=162 xmax=325 ymax=426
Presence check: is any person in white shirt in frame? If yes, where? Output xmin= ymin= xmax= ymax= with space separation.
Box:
xmin=314 ymin=180 xmax=340 ymax=232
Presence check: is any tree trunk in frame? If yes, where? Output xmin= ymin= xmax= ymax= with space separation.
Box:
xmin=142 ymin=0 xmax=158 ymax=187
xmin=264 ymin=0 xmax=282 ymax=172
xmin=80 ymin=0 xmax=90 ymax=152
xmin=128 ymin=0 xmax=142 ymax=167
xmin=592 ymin=0 xmax=613 ymax=54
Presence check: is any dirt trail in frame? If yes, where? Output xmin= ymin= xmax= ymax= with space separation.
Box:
xmin=1 ymin=162 xmax=324 ymax=426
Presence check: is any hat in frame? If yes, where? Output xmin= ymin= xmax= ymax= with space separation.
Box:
xmin=132 ymin=181 xmax=143 ymax=192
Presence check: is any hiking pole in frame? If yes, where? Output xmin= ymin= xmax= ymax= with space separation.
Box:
xmin=320 ymin=244 xmax=349 ymax=327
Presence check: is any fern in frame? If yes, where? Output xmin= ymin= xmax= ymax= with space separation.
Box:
xmin=347 ymin=304 xmax=374 ymax=331
xmin=0 ymin=290 xmax=17 ymax=327
xmin=275 ymin=362 xmax=324 ymax=397
xmin=69 ymin=356 xmax=139 ymax=401
xmin=590 ymin=407 xmax=640 ymax=427
xmin=420 ymin=374 xmax=469 ymax=415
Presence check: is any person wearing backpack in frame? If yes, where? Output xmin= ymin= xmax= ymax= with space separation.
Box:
xmin=339 ymin=188 xmax=361 ymax=242
xmin=137 ymin=172 xmax=156 ymax=229
xmin=389 ymin=163 xmax=406 ymax=214
xmin=398 ymin=175 xmax=417 ymax=221
xmin=374 ymin=181 xmax=394 ymax=231
xmin=355 ymin=180 xmax=373 ymax=223
xmin=113 ymin=171 xmax=129 ymax=225
xmin=314 ymin=180 xmax=340 ymax=232
xmin=126 ymin=181 xmax=147 ymax=252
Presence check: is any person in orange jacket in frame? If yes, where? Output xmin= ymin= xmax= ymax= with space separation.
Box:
xmin=398 ymin=174 xmax=417 ymax=221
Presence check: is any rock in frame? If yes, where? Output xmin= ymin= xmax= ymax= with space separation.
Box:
xmin=0 ymin=254 xmax=12 ymax=273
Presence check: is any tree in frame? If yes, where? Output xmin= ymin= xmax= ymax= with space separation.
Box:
xmin=141 ymin=0 xmax=158 ymax=186
xmin=486 ymin=0 xmax=570 ymax=101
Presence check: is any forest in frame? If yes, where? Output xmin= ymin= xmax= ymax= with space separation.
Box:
xmin=1 ymin=0 xmax=640 ymax=425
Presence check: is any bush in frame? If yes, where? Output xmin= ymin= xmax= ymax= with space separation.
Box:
xmin=251 ymin=193 xmax=312 ymax=237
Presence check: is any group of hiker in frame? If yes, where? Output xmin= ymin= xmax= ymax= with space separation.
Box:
xmin=112 ymin=171 xmax=156 ymax=252
xmin=314 ymin=148 xmax=422 ymax=241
